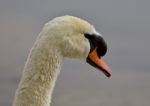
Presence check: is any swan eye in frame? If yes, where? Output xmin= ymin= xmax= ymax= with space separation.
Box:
xmin=84 ymin=33 xmax=93 ymax=39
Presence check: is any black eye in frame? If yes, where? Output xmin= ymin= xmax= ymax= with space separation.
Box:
xmin=84 ymin=33 xmax=93 ymax=39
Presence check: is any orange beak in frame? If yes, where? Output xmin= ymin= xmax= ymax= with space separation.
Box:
xmin=88 ymin=48 xmax=112 ymax=77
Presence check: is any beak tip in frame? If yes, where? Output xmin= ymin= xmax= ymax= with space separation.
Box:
xmin=102 ymin=69 xmax=112 ymax=78
xmin=106 ymin=73 xmax=110 ymax=77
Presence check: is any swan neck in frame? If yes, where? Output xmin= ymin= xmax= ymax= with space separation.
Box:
xmin=13 ymin=40 xmax=63 ymax=106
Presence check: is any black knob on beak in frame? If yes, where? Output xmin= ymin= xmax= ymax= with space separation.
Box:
xmin=84 ymin=33 xmax=107 ymax=57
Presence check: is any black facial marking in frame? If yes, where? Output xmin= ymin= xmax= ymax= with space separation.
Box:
xmin=84 ymin=33 xmax=107 ymax=57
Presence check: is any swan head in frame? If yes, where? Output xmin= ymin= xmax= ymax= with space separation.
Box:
xmin=44 ymin=15 xmax=112 ymax=77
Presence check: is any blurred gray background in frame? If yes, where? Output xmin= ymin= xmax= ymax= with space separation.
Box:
xmin=0 ymin=0 xmax=150 ymax=106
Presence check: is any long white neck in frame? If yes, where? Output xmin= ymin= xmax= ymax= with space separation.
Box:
xmin=13 ymin=36 xmax=63 ymax=106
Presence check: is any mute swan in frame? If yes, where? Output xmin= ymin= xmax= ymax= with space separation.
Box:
xmin=13 ymin=15 xmax=112 ymax=106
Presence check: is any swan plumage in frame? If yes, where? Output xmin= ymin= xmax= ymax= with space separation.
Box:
xmin=13 ymin=15 xmax=111 ymax=106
